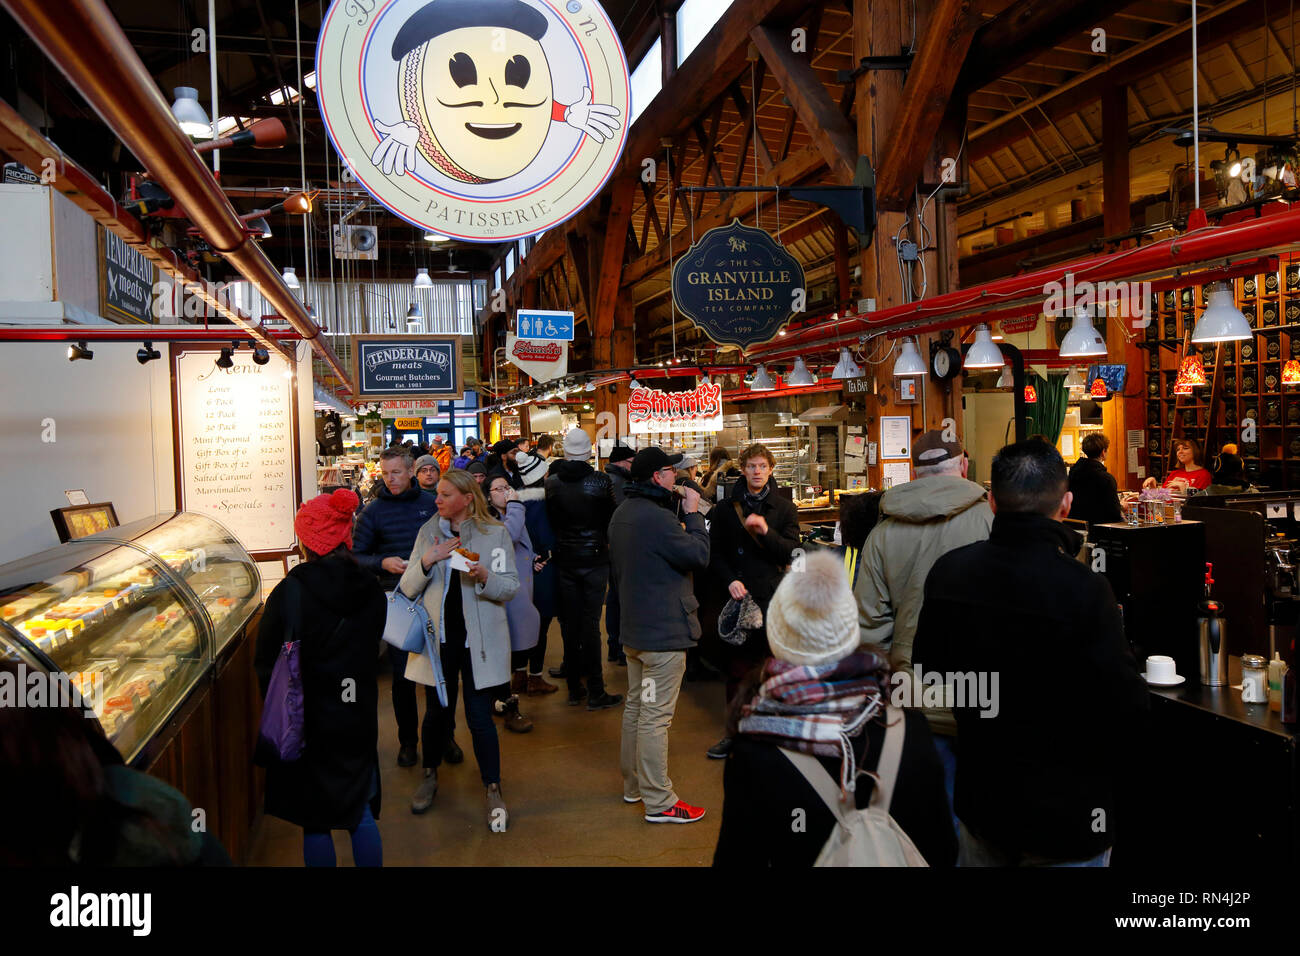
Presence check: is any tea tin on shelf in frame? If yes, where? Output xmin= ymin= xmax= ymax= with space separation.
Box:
xmin=1266 ymin=373 xmax=1280 ymax=391
xmin=1244 ymin=276 xmax=1258 ymax=297
xmin=1267 ymin=337 xmax=1282 ymax=358
xmin=1264 ymin=303 xmax=1279 ymax=326
xmin=1287 ymin=302 xmax=1300 ymax=324
xmin=1243 ymin=374 xmax=1258 ymax=393
xmin=1290 ymin=438 xmax=1300 ymax=457
xmin=1266 ymin=272 xmax=1280 ymax=293
xmin=1243 ymin=304 xmax=1257 ymax=327
xmin=1287 ymin=403 xmax=1300 ymax=424
xmin=1242 ymin=341 xmax=1255 ymax=361
xmin=1288 ymin=265 xmax=1300 ymax=291
xmin=1267 ymin=402 xmax=1282 ymax=424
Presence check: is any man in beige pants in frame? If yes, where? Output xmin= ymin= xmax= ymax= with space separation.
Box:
xmin=608 ymin=447 xmax=710 ymax=823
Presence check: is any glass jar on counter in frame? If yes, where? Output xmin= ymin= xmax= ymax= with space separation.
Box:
xmin=1241 ymin=654 xmax=1269 ymax=704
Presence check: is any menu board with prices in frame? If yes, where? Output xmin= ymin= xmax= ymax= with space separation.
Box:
xmin=173 ymin=346 xmax=300 ymax=556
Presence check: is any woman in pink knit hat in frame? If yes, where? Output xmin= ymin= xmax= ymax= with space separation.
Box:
xmin=254 ymin=489 xmax=388 ymax=866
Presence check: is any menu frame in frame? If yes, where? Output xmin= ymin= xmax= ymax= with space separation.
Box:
xmin=168 ymin=343 xmax=302 ymax=559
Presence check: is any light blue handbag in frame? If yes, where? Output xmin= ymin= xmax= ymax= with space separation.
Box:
xmin=383 ymin=589 xmax=430 ymax=652
xmin=383 ymin=588 xmax=448 ymax=707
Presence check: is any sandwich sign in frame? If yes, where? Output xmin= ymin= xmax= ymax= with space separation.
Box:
xmin=316 ymin=0 xmax=630 ymax=242
xmin=627 ymin=383 xmax=723 ymax=434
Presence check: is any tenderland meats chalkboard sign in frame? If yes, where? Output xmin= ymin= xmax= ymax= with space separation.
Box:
xmin=350 ymin=335 xmax=463 ymax=401
xmin=670 ymin=219 xmax=806 ymax=350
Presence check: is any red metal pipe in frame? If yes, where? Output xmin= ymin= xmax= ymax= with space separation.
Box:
xmin=0 ymin=98 xmax=290 ymax=358
xmin=1 ymin=0 xmax=354 ymax=393
xmin=0 ymin=327 xmax=305 ymax=343
xmin=750 ymin=210 xmax=1300 ymax=362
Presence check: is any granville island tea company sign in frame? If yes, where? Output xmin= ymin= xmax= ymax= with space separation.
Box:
xmin=670 ymin=219 xmax=806 ymax=350
xmin=350 ymin=335 xmax=463 ymax=400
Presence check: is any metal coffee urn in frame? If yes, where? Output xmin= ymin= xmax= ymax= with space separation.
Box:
xmin=1197 ymin=563 xmax=1228 ymax=686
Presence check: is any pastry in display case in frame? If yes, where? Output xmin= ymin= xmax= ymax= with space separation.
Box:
xmin=0 ymin=511 xmax=261 ymax=764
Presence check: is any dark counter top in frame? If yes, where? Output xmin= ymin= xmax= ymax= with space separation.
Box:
xmin=1148 ymin=676 xmax=1296 ymax=742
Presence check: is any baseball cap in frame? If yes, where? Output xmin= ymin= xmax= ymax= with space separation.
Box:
xmin=911 ymin=430 xmax=964 ymax=467
xmin=631 ymin=447 xmax=684 ymax=482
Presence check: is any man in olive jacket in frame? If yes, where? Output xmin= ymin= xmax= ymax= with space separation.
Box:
xmin=854 ymin=430 xmax=993 ymax=830
xmin=609 ymin=447 xmax=711 ymax=823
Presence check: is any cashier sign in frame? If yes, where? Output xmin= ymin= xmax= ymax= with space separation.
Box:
xmin=316 ymin=0 xmax=630 ymax=242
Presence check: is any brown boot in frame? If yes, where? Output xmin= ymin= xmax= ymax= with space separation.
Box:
xmin=510 ymin=670 xmax=528 ymax=695
xmin=503 ymin=696 xmax=534 ymax=733
xmin=526 ymin=673 xmax=558 ymax=695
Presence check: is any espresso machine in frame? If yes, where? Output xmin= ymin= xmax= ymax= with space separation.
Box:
xmin=1264 ymin=537 xmax=1300 ymax=662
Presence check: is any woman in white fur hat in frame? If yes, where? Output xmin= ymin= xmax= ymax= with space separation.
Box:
xmin=711 ymin=551 xmax=956 ymax=867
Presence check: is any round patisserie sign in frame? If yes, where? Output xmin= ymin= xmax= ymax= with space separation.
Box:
xmin=317 ymin=0 xmax=629 ymax=242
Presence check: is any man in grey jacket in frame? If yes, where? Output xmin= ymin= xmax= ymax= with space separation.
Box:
xmin=608 ymin=447 xmax=710 ymax=824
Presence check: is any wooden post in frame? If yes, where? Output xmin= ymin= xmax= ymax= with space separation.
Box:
xmin=1101 ymin=83 xmax=1131 ymax=240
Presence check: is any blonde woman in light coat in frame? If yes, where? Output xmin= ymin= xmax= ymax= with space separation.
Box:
xmin=398 ymin=469 xmax=519 ymax=829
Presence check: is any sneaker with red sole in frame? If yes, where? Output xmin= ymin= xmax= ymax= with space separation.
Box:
xmin=644 ymin=800 xmax=706 ymax=824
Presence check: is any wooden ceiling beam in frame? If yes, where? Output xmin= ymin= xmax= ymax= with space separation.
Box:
xmin=962 ymin=0 xmax=1139 ymax=90
xmin=622 ymin=143 xmax=825 ymax=288
xmin=967 ymin=0 xmax=1267 ymax=164
xmin=750 ymin=24 xmax=857 ymax=184
xmin=877 ymin=0 xmax=985 ymax=208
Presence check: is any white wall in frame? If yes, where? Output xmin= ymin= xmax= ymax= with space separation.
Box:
xmin=0 ymin=340 xmax=175 ymax=565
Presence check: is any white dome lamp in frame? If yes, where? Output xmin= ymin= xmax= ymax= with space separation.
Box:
xmin=1058 ymin=304 xmax=1108 ymax=358
xmin=964 ymin=323 xmax=1005 ymax=369
xmin=892 ymin=337 xmax=926 ymax=376
xmin=281 ymin=266 xmax=300 ymax=290
xmin=1063 ymin=366 xmax=1085 ymax=390
xmin=1191 ymin=281 xmax=1254 ymax=343
xmin=995 ymin=364 xmax=1014 ymax=389
xmin=171 ymin=87 xmax=211 ymax=137
xmin=750 ymin=363 xmax=776 ymax=391
xmin=785 ymin=356 xmax=817 ymax=386
xmin=831 ymin=347 xmax=863 ymax=379
xmin=413 ymin=267 xmax=433 ymax=288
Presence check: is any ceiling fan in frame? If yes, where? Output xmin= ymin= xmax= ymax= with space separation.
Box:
xmin=445 ymin=249 xmax=466 ymax=275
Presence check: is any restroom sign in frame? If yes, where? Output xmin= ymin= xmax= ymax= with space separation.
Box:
xmin=316 ymin=0 xmax=630 ymax=242
xmin=517 ymin=309 xmax=574 ymax=341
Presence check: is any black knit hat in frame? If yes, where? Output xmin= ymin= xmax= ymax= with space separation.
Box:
xmin=630 ymin=447 xmax=683 ymax=482
xmin=608 ymin=444 xmax=635 ymax=464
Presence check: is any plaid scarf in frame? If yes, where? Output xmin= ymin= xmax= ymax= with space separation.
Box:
xmin=738 ymin=651 xmax=889 ymax=793
xmin=741 ymin=482 xmax=771 ymax=511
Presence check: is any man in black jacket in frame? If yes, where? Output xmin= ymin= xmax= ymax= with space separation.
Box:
xmin=352 ymin=448 xmax=456 ymax=772
xmin=604 ymin=444 xmax=635 ymax=666
xmin=545 ymin=428 xmax=623 ymax=710
xmin=912 ymin=439 xmax=1148 ymax=866
xmin=1067 ymin=432 xmax=1123 ymax=525
xmin=609 ymin=447 xmax=710 ymax=823
xmin=706 ymin=442 xmax=801 ymax=758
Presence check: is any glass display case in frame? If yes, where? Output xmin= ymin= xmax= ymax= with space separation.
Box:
xmin=0 ymin=512 xmax=261 ymax=763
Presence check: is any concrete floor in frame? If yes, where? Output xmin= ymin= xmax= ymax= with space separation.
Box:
xmin=246 ymin=622 xmax=729 ymax=866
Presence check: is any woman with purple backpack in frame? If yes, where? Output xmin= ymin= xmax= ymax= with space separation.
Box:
xmin=255 ymin=489 xmax=387 ymax=866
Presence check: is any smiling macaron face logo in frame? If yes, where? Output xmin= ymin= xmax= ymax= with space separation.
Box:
xmin=318 ymin=0 xmax=629 ymax=241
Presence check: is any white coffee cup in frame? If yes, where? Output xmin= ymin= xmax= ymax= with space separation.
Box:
xmin=1145 ymin=655 xmax=1178 ymax=683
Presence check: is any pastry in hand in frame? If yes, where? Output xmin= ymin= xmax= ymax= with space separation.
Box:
xmin=454 ymin=547 xmax=480 ymax=562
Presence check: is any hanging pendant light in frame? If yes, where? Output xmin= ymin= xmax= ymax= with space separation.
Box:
xmin=413 ymin=267 xmax=433 ymax=288
xmin=282 ymin=266 xmax=300 ymax=289
xmin=1283 ymin=359 xmax=1300 ymax=386
xmin=170 ymin=87 xmax=211 ymax=136
xmin=892 ymin=337 xmax=926 ymax=376
xmin=786 ymin=356 xmax=817 ymax=386
xmin=1024 ymin=383 xmax=1038 ymax=404
xmin=964 ymin=323 xmax=1004 ymax=369
xmin=1063 ymin=366 xmax=1085 ymax=390
xmin=1174 ymin=352 xmax=1208 ymax=389
xmin=1058 ymin=305 xmax=1108 ymax=358
xmin=406 ymin=302 xmax=423 ymax=333
xmin=830 ymin=347 xmax=863 ymax=379
xmin=1191 ymin=281 xmax=1253 ymax=342
xmin=1172 ymin=379 xmax=1194 ymax=396
xmin=1091 ymin=377 xmax=1110 ymax=398
xmin=995 ymin=364 xmax=1014 ymax=389
xmin=750 ymin=364 xmax=776 ymax=391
